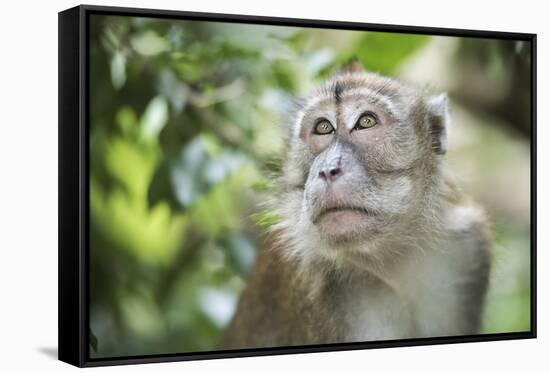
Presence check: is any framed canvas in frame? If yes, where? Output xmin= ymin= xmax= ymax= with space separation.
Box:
xmin=58 ymin=4 xmax=537 ymax=367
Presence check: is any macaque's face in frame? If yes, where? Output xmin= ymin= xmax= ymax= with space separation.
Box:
xmin=285 ymin=73 xmax=446 ymax=244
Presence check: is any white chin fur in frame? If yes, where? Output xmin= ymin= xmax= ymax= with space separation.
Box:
xmin=273 ymin=195 xmax=382 ymax=268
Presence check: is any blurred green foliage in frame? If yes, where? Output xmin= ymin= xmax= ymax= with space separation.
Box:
xmin=355 ymin=33 xmax=429 ymax=74
xmin=89 ymin=15 xmax=531 ymax=358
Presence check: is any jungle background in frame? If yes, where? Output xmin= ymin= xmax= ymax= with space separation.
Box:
xmin=88 ymin=15 xmax=532 ymax=358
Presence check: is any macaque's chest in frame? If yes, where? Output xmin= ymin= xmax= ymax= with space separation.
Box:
xmin=335 ymin=249 xmax=465 ymax=342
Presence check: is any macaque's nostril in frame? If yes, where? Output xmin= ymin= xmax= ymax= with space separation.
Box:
xmin=319 ymin=167 xmax=342 ymax=182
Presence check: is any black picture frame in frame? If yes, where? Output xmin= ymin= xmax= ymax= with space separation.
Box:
xmin=58 ymin=4 xmax=537 ymax=368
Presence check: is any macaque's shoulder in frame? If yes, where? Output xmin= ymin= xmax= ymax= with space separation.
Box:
xmin=440 ymin=177 xmax=492 ymax=264
xmin=250 ymin=230 xmax=299 ymax=282
xmin=441 ymin=177 xmax=489 ymax=233
xmin=219 ymin=229 xmax=305 ymax=348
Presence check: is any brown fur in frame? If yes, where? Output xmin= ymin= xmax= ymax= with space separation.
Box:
xmin=220 ymin=231 xmax=345 ymax=349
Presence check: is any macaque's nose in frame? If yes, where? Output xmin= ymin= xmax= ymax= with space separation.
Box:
xmin=318 ymin=166 xmax=343 ymax=183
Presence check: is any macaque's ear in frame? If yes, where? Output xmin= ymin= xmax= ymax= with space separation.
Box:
xmin=426 ymin=93 xmax=450 ymax=155
xmin=341 ymin=57 xmax=364 ymax=73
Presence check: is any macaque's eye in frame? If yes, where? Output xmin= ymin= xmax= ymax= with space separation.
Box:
xmin=313 ymin=119 xmax=335 ymax=135
xmin=354 ymin=112 xmax=378 ymax=130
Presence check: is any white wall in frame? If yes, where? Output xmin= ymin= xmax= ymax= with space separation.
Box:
xmin=0 ymin=0 xmax=545 ymax=372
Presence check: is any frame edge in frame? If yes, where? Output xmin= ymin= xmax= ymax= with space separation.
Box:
xmin=58 ymin=5 xmax=85 ymax=368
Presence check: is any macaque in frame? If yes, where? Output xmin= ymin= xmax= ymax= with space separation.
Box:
xmin=221 ymin=62 xmax=491 ymax=348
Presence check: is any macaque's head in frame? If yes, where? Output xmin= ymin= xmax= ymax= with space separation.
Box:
xmin=278 ymin=65 xmax=450 ymax=261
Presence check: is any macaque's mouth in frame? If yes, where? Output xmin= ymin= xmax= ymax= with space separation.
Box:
xmin=313 ymin=206 xmax=377 ymax=223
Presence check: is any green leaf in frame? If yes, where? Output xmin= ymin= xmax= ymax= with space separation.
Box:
xmin=189 ymin=165 xmax=258 ymax=238
xmin=131 ymin=30 xmax=170 ymax=56
xmin=140 ymin=96 xmax=168 ymax=141
xmin=110 ymin=51 xmax=126 ymax=90
xmin=272 ymin=59 xmax=300 ymax=92
xmin=355 ymin=32 xmax=430 ymax=74
xmin=91 ymin=179 xmax=188 ymax=265
xmin=116 ymin=106 xmax=138 ymax=136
